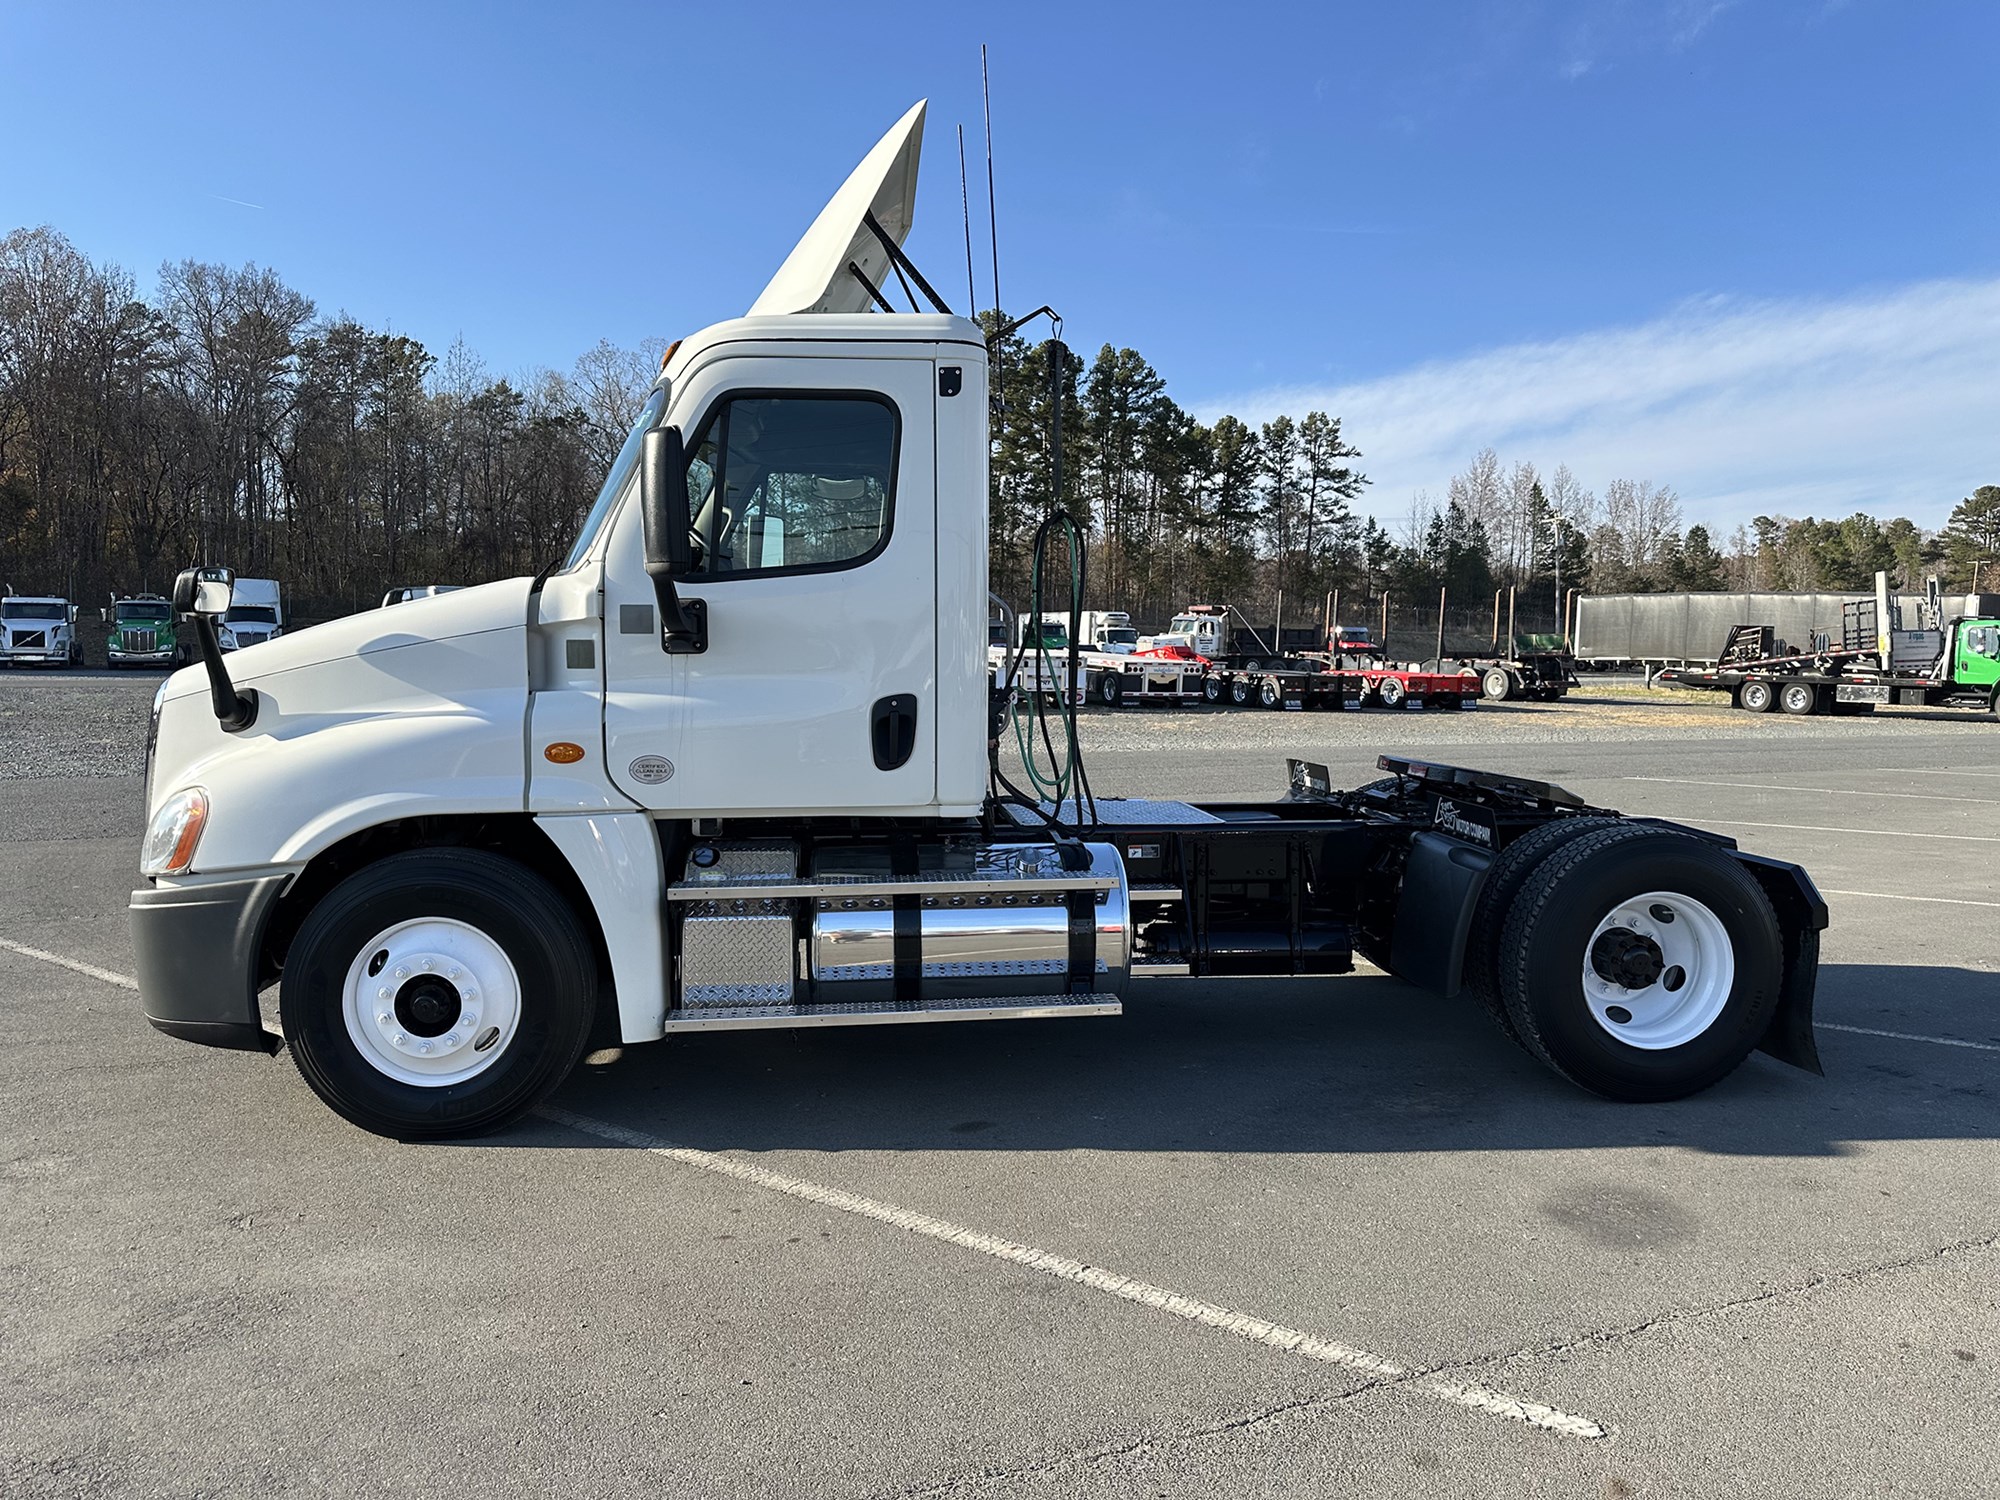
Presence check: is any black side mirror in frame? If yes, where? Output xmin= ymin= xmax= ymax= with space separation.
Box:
xmin=640 ymin=426 xmax=704 ymax=649
xmin=171 ymin=565 xmax=257 ymax=732
xmin=641 ymin=426 xmax=693 ymax=579
xmin=172 ymin=566 xmax=234 ymax=618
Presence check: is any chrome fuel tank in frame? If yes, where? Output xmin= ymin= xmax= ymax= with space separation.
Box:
xmin=808 ymin=842 xmax=1130 ymax=1002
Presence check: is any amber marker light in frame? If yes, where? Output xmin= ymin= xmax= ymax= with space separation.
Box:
xmin=544 ymin=742 xmax=586 ymax=764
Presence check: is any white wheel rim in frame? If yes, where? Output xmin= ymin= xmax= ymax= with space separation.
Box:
xmin=1580 ymin=890 xmax=1735 ymax=1049
xmin=341 ymin=918 xmax=522 ymax=1087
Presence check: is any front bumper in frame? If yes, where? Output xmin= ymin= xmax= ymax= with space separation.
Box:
xmin=1 ymin=651 xmax=67 ymax=665
xmin=129 ymin=874 xmax=291 ymax=1053
xmin=111 ymin=649 xmax=176 ymax=664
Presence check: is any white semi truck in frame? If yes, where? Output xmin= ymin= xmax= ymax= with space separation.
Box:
xmin=217 ymin=577 xmax=283 ymax=651
xmin=0 ymin=591 xmax=82 ymax=667
xmin=131 ymin=103 xmax=1828 ymax=1139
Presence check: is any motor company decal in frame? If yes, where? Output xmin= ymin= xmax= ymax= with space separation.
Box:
xmin=1432 ymin=798 xmax=1496 ymax=848
xmin=628 ymin=755 xmax=675 ymax=785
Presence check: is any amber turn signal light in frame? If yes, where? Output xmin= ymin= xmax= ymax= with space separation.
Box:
xmin=544 ymin=742 xmax=586 ymax=764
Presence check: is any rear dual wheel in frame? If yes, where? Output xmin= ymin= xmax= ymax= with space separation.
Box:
xmin=1779 ymin=682 xmax=1822 ymax=716
xmin=1489 ymin=826 xmax=1782 ymax=1101
xmin=1736 ymin=680 xmax=1775 ymax=713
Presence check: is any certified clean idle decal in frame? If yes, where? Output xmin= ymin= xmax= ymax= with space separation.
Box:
xmin=628 ymin=755 xmax=675 ymax=784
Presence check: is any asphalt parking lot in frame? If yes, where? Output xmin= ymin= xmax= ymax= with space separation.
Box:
xmin=3 ymin=672 xmax=1995 ymax=1498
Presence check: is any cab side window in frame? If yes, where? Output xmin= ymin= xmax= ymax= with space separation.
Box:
xmin=1970 ymin=626 xmax=1998 ymax=659
xmin=685 ymin=394 xmax=897 ymax=578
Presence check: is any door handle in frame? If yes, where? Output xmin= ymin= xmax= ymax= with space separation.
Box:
xmin=870 ymin=694 xmax=918 ymax=771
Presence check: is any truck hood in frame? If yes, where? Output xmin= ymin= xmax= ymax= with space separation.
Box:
xmin=160 ymin=578 xmax=533 ymax=702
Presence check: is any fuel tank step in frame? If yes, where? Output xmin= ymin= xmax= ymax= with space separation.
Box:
xmin=661 ymin=994 xmax=1121 ymax=1032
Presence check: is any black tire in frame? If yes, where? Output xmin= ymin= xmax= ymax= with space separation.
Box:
xmin=1737 ymin=680 xmax=1775 ymax=713
xmin=1259 ymin=677 xmax=1284 ymax=709
xmin=1097 ymin=673 xmax=1123 ymax=707
xmin=1229 ymin=677 xmax=1253 ymax=707
xmin=1463 ymin=816 xmax=1621 ymax=1043
xmin=1377 ymin=676 xmax=1407 ymax=709
xmin=281 ymin=848 xmax=597 ymax=1140
xmin=1201 ymin=674 xmax=1224 ymax=705
xmin=1778 ymin=681 xmax=1818 ymax=716
xmin=1482 ymin=668 xmax=1514 ymax=701
xmin=1497 ymin=826 xmax=1783 ymax=1101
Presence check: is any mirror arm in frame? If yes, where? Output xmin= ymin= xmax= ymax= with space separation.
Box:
xmin=190 ymin=613 xmax=258 ymax=732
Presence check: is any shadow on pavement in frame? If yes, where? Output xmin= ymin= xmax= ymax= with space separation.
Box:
xmin=526 ymin=963 xmax=1999 ymax=1160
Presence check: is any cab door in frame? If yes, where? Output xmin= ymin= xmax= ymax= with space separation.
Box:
xmin=600 ymin=352 xmax=938 ymax=815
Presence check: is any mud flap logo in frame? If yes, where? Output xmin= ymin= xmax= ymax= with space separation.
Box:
xmin=628 ymin=755 xmax=675 ymax=785
xmin=1433 ymin=798 xmax=1496 ymax=848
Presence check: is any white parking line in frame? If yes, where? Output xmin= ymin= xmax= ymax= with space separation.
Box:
xmin=1689 ymin=819 xmax=2000 ymax=844
xmin=1623 ymin=776 xmax=1992 ymax=805
xmin=0 ymin=933 xmax=1610 ymax=1441
xmin=1823 ymin=889 xmax=2000 ymax=909
xmin=0 ymin=937 xmax=140 ymax=990
xmin=1879 ymin=768 xmax=2000 ymax=780
xmin=538 ymin=1106 xmax=1608 ymax=1439
xmin=1821 ymin=1024 xmax=2000 ymax=1054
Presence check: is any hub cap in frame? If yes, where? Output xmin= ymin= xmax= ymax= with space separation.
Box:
xmin=340 ymin=919 xmax=522 ymax=1086
xmin=1580 ymin=891 xmax=1734 ymax=1049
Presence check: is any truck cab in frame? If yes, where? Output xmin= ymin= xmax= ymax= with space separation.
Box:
xmin=129 ymin=102 xmax=1828 ymax=1140
xmin=219 ymin=578 xmax=284 ymax=651
xmin=0 ymin=592 xmax=80 ymax=667
xmin=107 ymin=594 xmax=181 ymax=668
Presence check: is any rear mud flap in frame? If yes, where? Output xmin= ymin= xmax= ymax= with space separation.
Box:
xmin=1732 ymin=852 xmax=1829 ymax=1075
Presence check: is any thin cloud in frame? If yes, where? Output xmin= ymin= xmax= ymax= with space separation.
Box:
xmin=1200 ymin=277 xmax=2000 ymax=532
xmin=207 ymin=193 xmax=265 ymax=211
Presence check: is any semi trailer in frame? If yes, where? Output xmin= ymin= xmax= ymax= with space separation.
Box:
xmin=1659 ymin=574 xmax=2000 ymax=719
xmin=1574 ymin=587 xmax=2000 ymax=671
xmin=130 ymin=102 xmax=1827 ymax=1139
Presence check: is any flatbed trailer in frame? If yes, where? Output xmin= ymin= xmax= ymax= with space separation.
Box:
xmin=128 ymin=102 xmax=1830 ymax=1139
xmin=1658 ymin=584 xmax=2000 ymax=720
xmin=1193 ymin=662 xmax=1478 ymax=712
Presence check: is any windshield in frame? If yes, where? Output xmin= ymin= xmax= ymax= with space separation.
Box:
xmin=1102 ymin=628 xmax=1138 ymax=645
xmin=226 ymin=606 xmax=279 ymax=625
xmin=1166 ymin=616 xmax=1200 ymax=635
xmin=2 ymin=601 xmax=64 ymax=620
xmin=117 ymin=603 xmax=172 ymax=623
xmin=564 ymin=386 xmax=671 ymax=571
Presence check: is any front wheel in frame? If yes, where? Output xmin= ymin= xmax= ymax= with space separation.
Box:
xmin=281 ymin=848 xmax=597 ymax=1139
xmin=1497 ymin=826 xmax=1782 ymax=1101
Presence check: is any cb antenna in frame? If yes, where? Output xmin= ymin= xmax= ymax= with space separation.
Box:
xmin=958 ymin=125 xmax=977 ymax=319
xmin=982 ymin=44 xmax=1005 ymax=421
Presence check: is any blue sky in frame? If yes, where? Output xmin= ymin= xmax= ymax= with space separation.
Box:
xmin=2 ymin=0 xmax=1994 ymax=531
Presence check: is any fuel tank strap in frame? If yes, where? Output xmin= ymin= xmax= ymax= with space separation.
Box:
xmin=891 ymin=838 xmax=922 ymax=1003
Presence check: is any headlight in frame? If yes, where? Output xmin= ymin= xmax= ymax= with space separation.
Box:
xmin=141 ymin=787 xmax=209 ymax=876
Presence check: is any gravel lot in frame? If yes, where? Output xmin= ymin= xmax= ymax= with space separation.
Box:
xmin=3 ymin=668 xmax=1997 ymax=1498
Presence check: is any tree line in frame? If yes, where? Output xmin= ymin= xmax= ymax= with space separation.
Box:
xmin=4 ymin=223 xmax=1993 ymax=629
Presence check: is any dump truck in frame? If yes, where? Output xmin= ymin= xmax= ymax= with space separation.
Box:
xmin=1659 ymin=573 xmax=2000 ymax=719
xmin=129 ymin=102 xmax=1827 ymax=1139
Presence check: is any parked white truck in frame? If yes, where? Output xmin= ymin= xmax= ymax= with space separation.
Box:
xmin=0 ymin=591 xmax=82 ymax=667
xmin=131 ymin=103 xmax=1828 ymax=1139
xmin=217 ymin=577 xmax=283 ymax=651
